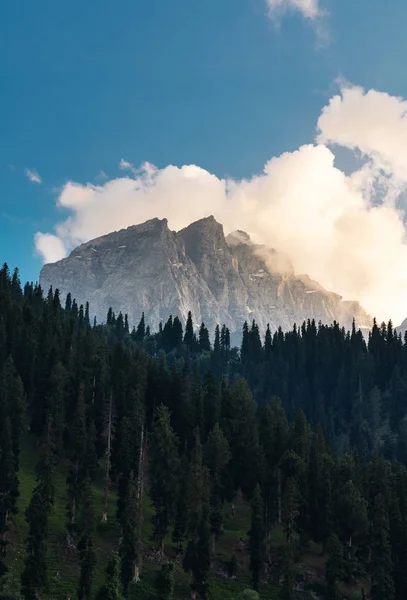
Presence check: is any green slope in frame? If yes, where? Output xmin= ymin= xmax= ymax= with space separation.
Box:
xmin=3 ymin=437 xmax=351 ymax=600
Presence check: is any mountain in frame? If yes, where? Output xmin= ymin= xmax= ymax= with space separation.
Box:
xmin=39 ymin=216 xmax=371 ymax=339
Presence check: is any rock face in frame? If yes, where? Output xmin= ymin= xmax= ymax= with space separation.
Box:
xmin=40 ymin=216 xmax=372 ymax=340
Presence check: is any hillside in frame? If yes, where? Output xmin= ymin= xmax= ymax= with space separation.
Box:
xmin=1 ymin=262 xmax=407 ymax=600
xmin=3 ymin=437 xmax=319 ymax=600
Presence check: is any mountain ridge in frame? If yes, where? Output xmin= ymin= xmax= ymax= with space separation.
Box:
xmin=40 ymin=216 xmax=372 ymax=338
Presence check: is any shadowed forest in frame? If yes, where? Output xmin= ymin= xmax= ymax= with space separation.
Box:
xmin=1 ymin=263 xmax=407 ymax=600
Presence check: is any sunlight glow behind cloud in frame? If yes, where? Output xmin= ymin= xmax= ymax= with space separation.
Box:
xmin=35 ymin=83 xmax=407 ymax=325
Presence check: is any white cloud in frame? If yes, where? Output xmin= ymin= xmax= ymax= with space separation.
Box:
xmin=25 ymin=168 xmax=42 ymax=184
xmin=317 ymin=85 xmax=407 ymax=182
xmin=35 ymin=83 xmax=407 ymax=325
xmin=35 ymin=233 xmax=66 ymax=263
xmin=266 ymin=0 xmax=322 ymax=20
xmin=119 ymin=158 xmax=134 ymax=171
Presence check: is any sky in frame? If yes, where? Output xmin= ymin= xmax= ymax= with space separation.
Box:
xmin=2 ymin=0 xmax=407 ymax=323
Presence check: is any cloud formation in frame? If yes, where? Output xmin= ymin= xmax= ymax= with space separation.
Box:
xmin=25 ymin=168 xmax=42 ymax=184
xmin=35 ymin=232 xmax=66 ymax=263
xmin=266 ymin=0 xmax=322 ymax=20
xmin=35 ymin=83 xmax=407 ymax=325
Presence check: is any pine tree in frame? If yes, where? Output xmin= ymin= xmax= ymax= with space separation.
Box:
xmin=149 ymin=405 xmax=180 ymax=553
xmin=66 ymin=383 xmax=87 ymax=540
xmin=120 ymin=474 xmax=140 ymax=589
xmin=249 ymin=485 xmax=265 ymax=590
xmin=199 ymin=323 xmax=211 ymax=353
xmin=325 ymin=534 xmax=344 ymax=597
xmin=0 ymin=415 xmax=17 ymax=585
xmin=370 ymin=494 xmax=395 ymax=600
xmin=264 ymin=324 xmax=272 ymax=359
xmin=135 ymin=313 xmax=146 ymax=342
xmin=96 ymin=552 xmax=124 ymax=600
xmin=21 ymin=489 xmax=50 ymax=600
xmin=214 ymin=325 xmax=221 ymax=355
xmin=279 ymin=543 xmax=296 ymax=600
xmin=183 ymin=508 xmax=211 ymax=600
xmin=202 ymin=371 xmax=219 ymax=440
xmin=185 ymin=429 xmax=208 ymax=538
xmin=77 ymin=479 xmax=95 ymax=600
xmin=21 ymin=425 xmax=55 ymax=600
xmin=184 ymin=311 xmax=194 ymax=348
xmin=204 ymin=425 xmax=230 ymax=553
xmin=279 ymin=451 xmax=301 ymax=543
xmin=154 ymin=562 xmax=175 ymax=600
xmin=241 ymin=321 xmax=250 ymax=364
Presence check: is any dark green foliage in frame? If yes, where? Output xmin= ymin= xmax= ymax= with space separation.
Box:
xmin=77 ymin=479 xmax=95 ymax=600
xmin=149 ymin=405 xmax=179 ymax=550
xmin=21 ymin=427 xmax=55 ymax=600
xmin=96 ymin=552 xmax=124 ymax=600
xmin=370 ymin=494 xmax=395 ymax=600
xmin=279 ymin=543 xmax=296 ymax=600
xmin=248 ymin=485 xmax=265 ymax=591
xmin=183 ymin=508 xmax=211 ymax=599
xmin=119 ymin=474 xmax=140 ymax=590
xmin=4 ymin=265 xmax=407 ymax=598
xmin=154 ymin=562 xmax=175 ymax=600
xmin=325 ymin=534 xmax=344 ymax=592
xmin=238 ymin=591 xmax=259 ymax=600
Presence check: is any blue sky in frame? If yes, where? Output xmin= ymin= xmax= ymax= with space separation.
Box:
xmin=2 ymin=0 xmax=407 ymax=322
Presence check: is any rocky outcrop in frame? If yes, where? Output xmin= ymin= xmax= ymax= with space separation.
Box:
xmin=40 ymin=216 xmax=372 ymax=340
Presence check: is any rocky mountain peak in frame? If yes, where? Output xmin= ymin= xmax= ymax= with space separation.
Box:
xmin=40 ymin=216 xmax=372 ymax=340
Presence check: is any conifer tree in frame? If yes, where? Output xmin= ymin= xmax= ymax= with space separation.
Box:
xmin=120 ymin=474 xmax=140 ymax=588
xmin=66 ymin=383 xmax=87 ymax=539
xmin=135 ymin=313 xmax=145 ymax=342
xmin=279 ymin=451 xmax=301 ymax=543
xmin=154 ymin=562 xmax=175 ymax=600
xmin=279 ymin=543 xmax=296 ymax=600
xmin=0 ymin=415 xmax=17 ymax=586
xmin=370 ymin=494 xmax=395 ymax=600
xmin=325 ymin=534 xmax=344 ymax=598
xmin=199 ymin=323 xmax=211 ymax=353
xmin=213 ymin=325 xmax=221 ymax=355
xmin=185 ymin=429 xmax=208 ymax=538
xmin=249 ymin=485 xmax=265 ymax=591
xmin=96 ymin=552 xmax=123 ymax=600
xmin=202 ymin=372 xmax=219 ymax=440
xmin=21 ymin=423 xmax=55 ymax=600
xmin=204 ymin=424 xmax=230 ymax=553
xmin=241 ymin=321 xmax=250 ymax=364
xmin=149 ymin=405 xmax=180 ymax=553
xmin=77 ymin=479 xmax=95 ymax=600
xmin=184 ymin=311 xmax=194 ymax=348
xmin=183 ymin=508 xmax=211 ymax=600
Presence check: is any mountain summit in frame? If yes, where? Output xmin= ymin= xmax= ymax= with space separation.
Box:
xmin=40 ymin=216 xmax=371 ymax=338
